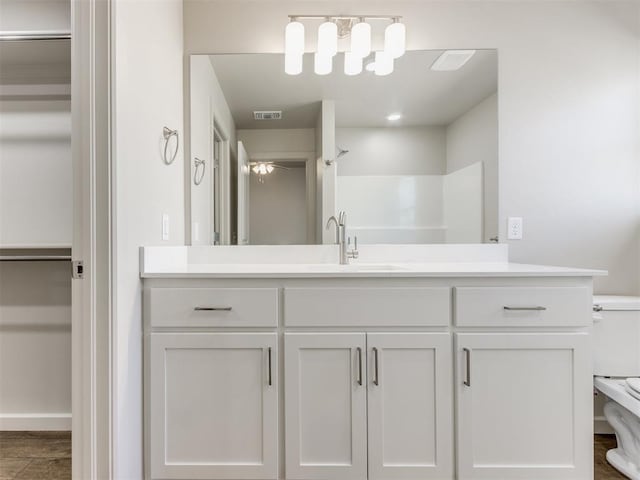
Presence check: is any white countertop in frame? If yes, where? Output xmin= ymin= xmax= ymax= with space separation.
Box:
xmin=140 ymin=246 xmax=606 ymax=279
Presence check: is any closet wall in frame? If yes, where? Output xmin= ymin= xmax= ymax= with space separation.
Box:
xmin=0 ymin=0 xmax=72 ymax=430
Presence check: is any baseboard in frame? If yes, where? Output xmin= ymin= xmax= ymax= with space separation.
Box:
xmin=595 ymin=416 xmax=614 ymax=435
xmin=0 ymin=413 xmax=71 ymax=431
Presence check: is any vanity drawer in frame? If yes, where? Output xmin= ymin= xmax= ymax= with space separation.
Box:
xmin=284 ymin=287 xmax=450 ymax=327
xmin=454 ymin=286 xmax=591 ymax=327
xmin=147 ymin=288 xmax=278 ymax=328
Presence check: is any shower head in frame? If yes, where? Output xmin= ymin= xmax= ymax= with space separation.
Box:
xmin=337 ymin=146 xmax=349 ymax=158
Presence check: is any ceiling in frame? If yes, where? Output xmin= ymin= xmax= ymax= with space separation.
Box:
xmin=209 ymin=49 xmax=497 ymax=129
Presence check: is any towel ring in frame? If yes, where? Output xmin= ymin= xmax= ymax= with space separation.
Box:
xmin=163 ymin=127 xmax=179 ymax=165
xmin=194 ymin=158 xmax=206 ymax=185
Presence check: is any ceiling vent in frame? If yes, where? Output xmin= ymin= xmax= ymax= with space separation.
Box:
xmin=431 ymin=50 xmax=476 ymax=71
xmin=254 ymin=111 xmax=282 ymax=120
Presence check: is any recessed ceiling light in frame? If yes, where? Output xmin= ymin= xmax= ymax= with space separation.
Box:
xmin=365 ymin=61 xmax=376 ymax=72
xmin=431 ymin=50 xmax=476 ymax=71
xmin=387 ymin=113 xmax=402 ymax=121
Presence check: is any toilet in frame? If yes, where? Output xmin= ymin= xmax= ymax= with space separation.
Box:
xmin=593 ymin=295 xmax=640 ymax=479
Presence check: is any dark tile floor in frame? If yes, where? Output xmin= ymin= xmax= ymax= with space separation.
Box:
xmin=0 ymin=431 xmax=629 ymax=479
xmin=0 ymin=432 xmax=70 ymax=480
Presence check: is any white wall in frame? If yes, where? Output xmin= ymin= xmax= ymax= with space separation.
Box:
xmin=336 ymin=127 xmax=446 ymax=176
xmin=184 ymin=0 xmax=640 ymax=294
xmin=446 ymin=94 xmax=498 ymax=242
xmin=189 ymin=55 xmax=237 ymax=245
xmin=446 ymin=95 xmax=499 ymax=243
xmin=114 ymin=0 xmax=185 ymax=478
xmin=249 ymin=166 xmax=307 ymax=244
xmin=238 ymin=128 xmax=314 ymax=154
xmin=0 ymin=100 xmax=72 ymax=247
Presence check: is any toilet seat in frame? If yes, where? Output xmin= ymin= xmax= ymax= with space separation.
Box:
xmin=628 ymin=378 xmax=640 ymax=395
xmin=626 ymin=383 xmax=640 ymax=402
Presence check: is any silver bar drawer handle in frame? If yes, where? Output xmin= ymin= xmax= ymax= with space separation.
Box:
xmin=268 ymin=347 xmax=272 ymax=387
xmin=503 ymin=306 xmax=547 ymax=311
xmin=373 ymin=347 xmax=379 ymax=386
xmin=194 ymin=306 xmax=232 ymax=311
xmin=356 ymin=347 xmax=363 ymax=386
xmin=463 ymin=348 xmax=471 ymax=387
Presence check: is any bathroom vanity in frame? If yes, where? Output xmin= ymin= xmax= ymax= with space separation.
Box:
xmin=142 ymin=245 xmax=603 ymax=480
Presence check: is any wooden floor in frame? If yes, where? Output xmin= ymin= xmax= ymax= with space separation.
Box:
xmin=0 ymin=432 xmax=630 ymax=479
xmin=0 ymin=432 xmax=70 ymax=480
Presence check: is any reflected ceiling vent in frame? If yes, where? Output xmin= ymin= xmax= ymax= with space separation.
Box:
xmin=254 ymin=110 xmax=282 ymax=120
xmin=431 ymin=50 xmax=476 ymax=71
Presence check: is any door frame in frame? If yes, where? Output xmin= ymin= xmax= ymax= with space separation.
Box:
xmin=248 ymin=151 xmax=317 ymax=244
xmin=72 ymin=0 xmax=113 ymax=477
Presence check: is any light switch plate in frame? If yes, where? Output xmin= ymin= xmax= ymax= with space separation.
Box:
xmin=162 ymin=214 xmax=170 ymax=241
xmin=508 ymin=217 xmax=523 ymax=240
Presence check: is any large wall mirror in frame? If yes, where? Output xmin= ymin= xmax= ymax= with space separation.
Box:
xmin=188 ymin=49 xmax=498 ymax=245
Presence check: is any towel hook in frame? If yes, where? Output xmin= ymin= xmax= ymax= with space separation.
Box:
xmin=194 ymin=157 xmax=206 ymax=185
xmin=163 ymin=126 xmax=179 ymax=165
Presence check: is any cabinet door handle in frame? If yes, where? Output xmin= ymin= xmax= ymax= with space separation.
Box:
xmin=503 ymin=306 xmax=546 ymax=311
xmin=267 ymin=347 xmax=272 ymax=387
xmin=463 ymin=348 xmax=471 ymax=387
xmin=356 ymin=347 xmax=363 ymax=386
xmin=373 ymin=347 xmax=379 ymax=386
xmin=194 ymin=306 xmax=232 ymax=311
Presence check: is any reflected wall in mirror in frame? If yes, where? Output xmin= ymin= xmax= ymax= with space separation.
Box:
xmin=188 ymin=50 xmax=498 ymax=245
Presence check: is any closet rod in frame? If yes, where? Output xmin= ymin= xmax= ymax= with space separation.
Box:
xmin=0 ymin=256 xmax=72 ymax=262
xmin=0 ymin=31 xmax=71 ymax=42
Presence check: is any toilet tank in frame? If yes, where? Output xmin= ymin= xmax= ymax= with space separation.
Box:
xmin=593 ymin=295 xmax=640 ymax=377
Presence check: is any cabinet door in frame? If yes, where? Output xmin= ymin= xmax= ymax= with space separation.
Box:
xmin=149 ymin=333 xmax=278 ymax=479
xmin=367 ymin=333 xmax=453 ymax=480
xmin=456 ymin=333 xmax=592 ymax=479
xmin=285 ymin=333 xmax=367 ymax=480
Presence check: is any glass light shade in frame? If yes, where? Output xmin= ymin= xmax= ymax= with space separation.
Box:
xmin=314 ymin=52 xmax=332 ymax=75
xmin=266 ymin=164 xmax=274 ymax=173
xmin=252 ymin=165 xmax=260 ymax=174
xmin=350 ymin=21 xmax=371 ymax=58
xmin=317 ymin=21 xmax=338 ymax=57
xmin=285 ymin=52 xmax=303 ymax=75
xmin=374 ymin=50 xmax=393 ymax=76
xmin=285 ymin=21 xmax=305 ymax=55
xmin=384 ymin=21 xmax=406 ymax=59
xmin=344 ymin=52 xmax=362 ymax=76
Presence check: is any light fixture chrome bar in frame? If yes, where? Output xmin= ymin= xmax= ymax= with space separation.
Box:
xmin=288 ymin=15 xmax=401 ymax=21
xmin=0 ymin=31 xmax=71 ymax=41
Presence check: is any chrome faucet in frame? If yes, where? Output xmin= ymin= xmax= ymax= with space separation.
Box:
xmin=326 ymin=211 xmax=359 ymax=264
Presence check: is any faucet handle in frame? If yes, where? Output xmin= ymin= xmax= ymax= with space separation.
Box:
xmin=347 ymin=236 xmax=359 ymax=259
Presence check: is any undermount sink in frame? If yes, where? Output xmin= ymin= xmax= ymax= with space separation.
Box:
xmin=305 ymin=263 xmax=410 ymax=272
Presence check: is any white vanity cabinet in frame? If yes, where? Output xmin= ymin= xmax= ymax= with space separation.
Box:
xmin=453 ymin=285 xmax=593 ymax=480
xmin=143 ymin=269 xmax=596 ymax=480
xmin=455 ymin=333 xmax=591 ymax=480
xmin=148 ymin=333 xmax=278 ymax=480
xmin=284 ymin=332 xmax=453 ymax=480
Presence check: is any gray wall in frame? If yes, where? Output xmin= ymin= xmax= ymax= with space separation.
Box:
xmin=249 ymin=166 xmax=308 ymax=244
xmin=185 ymin=0 xmax=640 ymax=294
xmin=446 ymin=94 xmax=499 ymax=242
xmin=336 ymin=127 xmax=446 ymax=176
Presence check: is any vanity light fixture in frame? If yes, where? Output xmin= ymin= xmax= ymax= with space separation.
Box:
xmin=317 ymin=20 xmax=338 ymax=57
xmin=384 ymin=20 xmax=406 ymax=59
xmin=374 ymin=50 xmax=394 ymax=76
xmin=285 ymin=18 xmax=305 ymax=75
xmin=284 ymin=15 xmax=405 ymax=76
xmin=350 ymin=19 xmax=371 ymax=58
xmin=344 ymin=52 xmax=363 ymax=76
xmin=314 ymin=53 xmax=333 ymax=75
